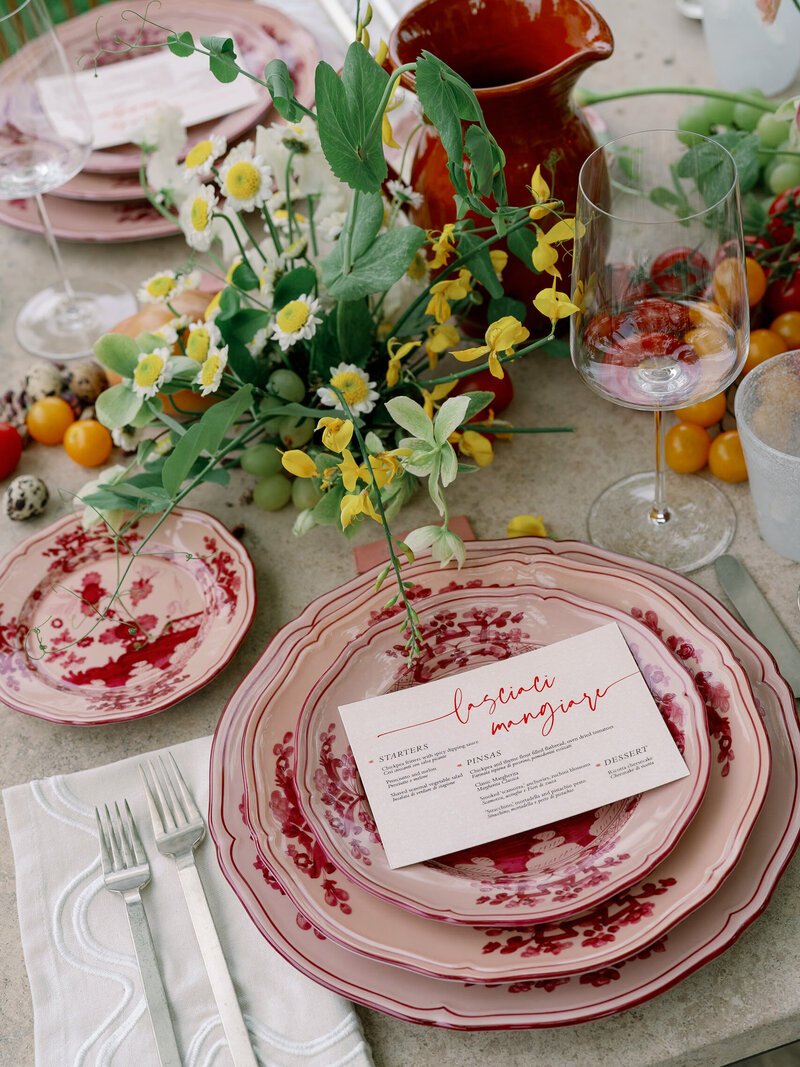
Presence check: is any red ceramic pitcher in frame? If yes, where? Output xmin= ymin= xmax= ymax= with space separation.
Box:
xmin=388 ymin=0 xmax=614 ymax=319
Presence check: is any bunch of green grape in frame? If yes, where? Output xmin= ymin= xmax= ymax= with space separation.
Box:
xmin=678 ymin=90 xmax=800 ymax=197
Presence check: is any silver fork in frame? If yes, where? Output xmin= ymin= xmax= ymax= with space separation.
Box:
xmin=95 ymin=801 xmax=182 ymax=1067
xmin=139 ymin=754 xmax=258 ymax=1067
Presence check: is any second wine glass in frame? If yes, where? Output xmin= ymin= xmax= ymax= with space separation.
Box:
xmin=570 ymin=128 xmax=749 ymax=572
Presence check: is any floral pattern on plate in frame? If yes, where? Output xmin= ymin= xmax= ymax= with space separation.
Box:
xmin=0 ymin=509 xmax=255 ymax=724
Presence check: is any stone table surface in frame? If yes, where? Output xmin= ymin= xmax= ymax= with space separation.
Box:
xmin=1 ymin=0 xmax=800 ymax=1065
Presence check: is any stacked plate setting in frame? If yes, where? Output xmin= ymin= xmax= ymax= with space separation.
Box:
xmin=209 ymin=536 xmax=800 ymax=1028
xmin=0 ymin=0 xmax=317 ymax=242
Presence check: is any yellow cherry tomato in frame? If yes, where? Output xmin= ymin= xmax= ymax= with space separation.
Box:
xmin=664 ymin=422 xmax=711 ymax=474
xmin=708 ymin=430 xmax=748 ymax=482
xmin=770 ymin=310 xmax=800 ymax=347
xmin=62 ymin=419 xmax=113 ymax=467
xmin=673 ymin=392 xmax=728 ymax=427
xmin=744 ymin=256 xmax=767 ymax=306
xmin=712 ymin=256 xmax=746 ymax=316
xmin=742 ymin=327 xmax=788 ymax=376
xmin=26 ymin=395 xmax=75 ymax=445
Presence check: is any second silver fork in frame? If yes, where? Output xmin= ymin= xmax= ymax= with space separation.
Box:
xmin=140 ymin=754 xmax=258 ymax=1067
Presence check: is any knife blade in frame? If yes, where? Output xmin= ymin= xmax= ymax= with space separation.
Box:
xmin=714 ymin=554 xmax=800 ymax=699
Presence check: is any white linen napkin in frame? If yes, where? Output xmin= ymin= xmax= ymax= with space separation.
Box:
xmin=3 ymin=735 xmax=374 ymax=1067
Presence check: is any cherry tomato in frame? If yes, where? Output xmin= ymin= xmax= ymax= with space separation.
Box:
xmin=711 ymin=256 xmax=746 ymax=317
xmin=603 ymin=331 xmax=697 ymax=368
xmin=626 ymin=297 xmax=692 ymax=334
xmin=600 ymin=263 xmax=654 ymax=305
xmin=673 ymin=392 xmax=728 ymax=427
xmin=62 ymin=419 xmax=113 ymax=467
xmin=665 ymin=422 xmax=711 ymax=474
xmin=744 ymin=257 xmax=768 ymax=306
xmin=453 ymin=368 xmax=514 ymax=416
xmin=583 ymin=312 xmax=624 ymax=354
xmin=0 ymin=422 xmax=23 ymax=479
xmin=766 ymin=185 xmax=800 ymax=246
xmin=26 ymin=396 xmax=75 ymax=445
xmin=742 ymin=328 xmax=788 ymax=376
xmin=770 ymin=310 xmax=800 ymax=347
xmin=708 ymin=430 xmax=748 ymax=482
xmin=650 ymin=247 xmax=711 ymax=295
xmin=764 ymin=266 xmax=800 ymax=316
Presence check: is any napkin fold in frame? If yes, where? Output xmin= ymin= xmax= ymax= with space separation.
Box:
xmin=3 ymin=736 xmax=374 ymax=1067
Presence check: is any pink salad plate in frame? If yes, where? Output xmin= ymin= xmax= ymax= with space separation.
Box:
xmin=209 ymin=538 xmax=798 ymax=1028
xmin=233 ymin=550 xmax=769 ymax=985
xmin=292 ymin=583 xmax=712 ymax=925
xmin=0 ymin=508 xmax=255 ymax=725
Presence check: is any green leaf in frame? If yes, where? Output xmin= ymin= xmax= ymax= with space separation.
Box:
xmin=457 ymin=231 xmax=503 ymax=298
xmin=95 ymin=383 xmax=143 ymax=430
xmin=433 ymin=395 xmax=470 ymax=444
xmin=162 ymin=384 xmax=254 ymax=496
xmin=464 ymin=125 xmax=495 ymax=198
xmin=336 ymin=298 xmax=373 ymax=367
xmin=461 ymin=390 xmax=495 ymax=421
xmin=325 ymin=225 xmax=425 ymax=301
xmin=314 ymin=44 xmax=388 ymax=193
xmin=488 ymin=294 xmax=528 ymax=323
xmin=385 ymin=395 xmax=433 ymax=440
xmin=93 ymin=333 xmax=140 ymax=378
xmin=320 ymin=191 xmax=385 ymax=290
xmin=312 ymin=484 xmax=345 ymax=526
xmin=414 ymin=52 xmax=480 ymax=164
xmin=263 ymin=58 xmax=304 ymax=123
xmin=711 ymin=131 xmax=760 ymax=194
xmin=273 ymin=265 xmax=319 ymax=307
xmin=506 ymin=227 xmax=537 ymax=271
xmin=231 ymin=260 xmax=260 ymax=291
xmin=167 ymin=31 xmax=194 ymax=58
xmin=199 ymin=35 xmax=239 ymax=83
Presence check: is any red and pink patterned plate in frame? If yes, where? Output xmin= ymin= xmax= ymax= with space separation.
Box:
xmin=0 ymin=509 xmax=255 ymax=725
xmin=237 ymin=553 xmax=768 ymax=982
xmin=291 ymin=583 xmax=712 ymax=925
xmin=209 ymin=538 xmax=797 ymax=1026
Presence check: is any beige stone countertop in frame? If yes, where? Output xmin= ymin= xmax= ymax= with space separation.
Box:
xmin=2 ymin=1 xmax=800 ymax=1065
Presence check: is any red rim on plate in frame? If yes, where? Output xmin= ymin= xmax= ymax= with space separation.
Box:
xmin=208 ymin=538 xmax=797 ymax=1027
xmin=0 ymin=508 xmax=256 ymax=725
xmin=292 ymin=583 xmax=712 ymax=926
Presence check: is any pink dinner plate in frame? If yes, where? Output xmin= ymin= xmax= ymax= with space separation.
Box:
xmin=52 ymin=170 xmax=149 ymax=204
xmin=0 ymin=508 xmax=255 ymax=725
xmin=292 ymin=583 xmax=711 ymax=925
xmin=233 ymin=549 xmax=769 ymax=983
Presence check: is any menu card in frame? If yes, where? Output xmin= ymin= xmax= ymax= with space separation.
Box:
xmin=338 ymin=623 xmax=689 ymax=868
xmin=38 ymin=40 xmax=263 ymax=150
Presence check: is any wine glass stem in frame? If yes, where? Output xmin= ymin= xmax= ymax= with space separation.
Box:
xmin=650 ymin=409 xmax=670 ymax=525
xmin=34 ymin=191 xmax=77 ymax=306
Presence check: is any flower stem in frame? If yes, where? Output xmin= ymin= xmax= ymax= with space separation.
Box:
xmin=576 ymin=85 xmax=778 ymax=113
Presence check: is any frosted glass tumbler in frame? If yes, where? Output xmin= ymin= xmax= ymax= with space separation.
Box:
xmin=735 ymin=350 xmax=800 ymax=562
xmin=702 ymin=0 xmax=800 ymax=95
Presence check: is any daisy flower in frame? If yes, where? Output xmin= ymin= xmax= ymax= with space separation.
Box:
xmin=218 ymin=143 xmax=273 ymax=212
xmin=386 ymin=179 xmax=423 ymax=209
xmin=317 ymin=363 xmax=380 ymax=416
xmin=183 ymin=134 xmax=227 ymax=179
xmin=183 ymin=319 xmax=223 ymax=363
xmin=137 ymin=269 xmax=201 ymax=305
xmin=179 ymin=182 xmax=218 ymax=251
xmin=194 ymin=346 xmax=229 ymax=396
xmin=132 ymin=348 xmax=174 ymax=399
xmin=270 ymin=294 xmax=323 ymax=351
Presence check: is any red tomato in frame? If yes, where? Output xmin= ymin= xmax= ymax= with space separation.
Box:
xmin=650 ymin=247 xmax=711 ymax=295
xmin=624 ymin=297 xmax=693 ymax=335
xmin=453 ymin=368 xmax=514 ymax=416
xmin=582 ymin=312 xmax=624 ymax=354
xmin=602 ymin=331 xmax=697 ymax=368
xmin=765 ymin=265 xmax=800 ymax=316
xmin=766 ymin=186 xmax=800 ymax=247
xmin=0 ymin=422 xmax=23 ymax=479
xmin=600 ymin=263 xmax=654 ymax=306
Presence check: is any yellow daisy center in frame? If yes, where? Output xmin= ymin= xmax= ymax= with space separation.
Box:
xmin=135 ymin=354 xmax=166 ymax=388
xmin=330 ymin=371 xmax=369 ymax=406
xmin=185 ymin=140 xmax=214 ymax=168
xmin=277 ymin=300 xmax=310 ymax=333
xmin=225 ymin=161 xmax=261 ymax=200
xmin=190 ymin=197 xmax=210 ymax=232
xmin=200 ymin=355 xmax=221 ymax=388
xmin=186 ymin=328 xmax=211 ymax=362
xmin=146 ymin=276 xmax=175 ymax=298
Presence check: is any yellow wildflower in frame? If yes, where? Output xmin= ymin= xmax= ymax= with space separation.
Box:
xmin=529 ymin=164 xmax=558 ymax=220
xmin=386 ymin=338 xmax=418 ymax=387
xmin=316 ymin=417 xmax=353 ymax=453
xmin=456 ymin=429 xmax=494 ymax=467
xmin=427 ymin=223 xmax=457 ymax=269
xmin=452 ymin=315 xmax=530 ymax=379
xmin=338 ymin=449 xmax=362 ymax=492
xmin=281 ymin=450 xmax=318 ymax=478
xmin=341 ymin=489 xmax=382 ymax=528
xmin=532 ymin=229 xmax=561 ymax=277
xmin=534 ymin=279 xmax=581 ymax=323
xmin=489 ymin=249 xmax=508 ymax=278
xmin=421 ymin=380 xmax=458 ymax=420
xmin=425 ymin=269 xmax=472 ymax=323
xmin=507 ymin=515 xmax=548 ymax=538
xmin=425 ymin=323 xmax=460 ymax=369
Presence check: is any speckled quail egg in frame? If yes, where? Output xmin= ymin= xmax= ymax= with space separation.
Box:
xmin=3 ymin=475 xmax=49 ymax=521
xmin=63 ymin=360 xmax=108 ymax=404
xmin=23 ymin=364 xmax=63 ymax=403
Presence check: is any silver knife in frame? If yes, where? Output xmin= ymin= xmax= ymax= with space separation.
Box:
xmin=715 ymin=554 xmax=800 ymax=699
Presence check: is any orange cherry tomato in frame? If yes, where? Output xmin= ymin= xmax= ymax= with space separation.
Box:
xmin=769 ymin=310 xmax=800 ymax=348
xmin=742 ymin=328 xmax=788 ymax=376
xmin=673 ymin=392 xmax=728 ymax=427
xmin=708 ymin=430 xmax=748 ymax=482
xmin=26 ymin=396 xmax=75 ymax=445
xmin=711 ymin=256 xmax=746 ymax=316
xmin=62 ymin=419 xmax=113 ymax=467
xmin=744 ymin=256 xmax=767 ymax=307
xmin=664 ymin=422 xmax=711 ymax=474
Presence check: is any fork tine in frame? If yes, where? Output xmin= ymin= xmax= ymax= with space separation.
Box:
xmin=165 ymin=752 xmax=202 ymax=821
xmin=95 ymin=806 xmax=111 ymax=871
xmin=112 ymin=801 xmax=135 ymax=868
xmin=139 ymin=761 xmax=166 ymax=835
xmin=146 ymin=757 xmax=178 ymax=831
xmin=104 ymin=803 xmax=122 ymax=870
xmin=123 ymin=800 xmax=148 ymax=866
xmin=156 ymin=755 xmax=185 ymax=825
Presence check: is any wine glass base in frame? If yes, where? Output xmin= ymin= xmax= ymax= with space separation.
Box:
xmin=588 ymin=471 xmax=735 ymax=573
xmin=15 ymin=277 xmax=137 ymax=360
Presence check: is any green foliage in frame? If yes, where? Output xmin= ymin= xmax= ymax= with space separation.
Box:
xmin=262 ymin=59 xmax=305 ymax=123
xmin=161 ymin=385 xmax=254 ymax=496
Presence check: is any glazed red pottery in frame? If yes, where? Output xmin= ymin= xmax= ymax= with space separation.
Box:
xmin=388 ymin=0 xmax=614 ymax=322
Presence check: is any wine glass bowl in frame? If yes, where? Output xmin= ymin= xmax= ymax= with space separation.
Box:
xmin=570 ymin=129 xmax=749 ymax=572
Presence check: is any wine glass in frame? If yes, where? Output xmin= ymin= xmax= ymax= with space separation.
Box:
xmin=570 ymin=129 xmax=749 ymax=572
xmin=0 ymin=0 xmax=136 ymax=360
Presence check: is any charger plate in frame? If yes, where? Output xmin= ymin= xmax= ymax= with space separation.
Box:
xmin=292 ymin=583 xmax=711 ymax=925
xmin=0 ymin=508 xmax=255 ymax=725
xmin=237 ymin=552 xmax=767 ymax=982
xmin=210 ymin=537 xmax=798 ymax=1026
